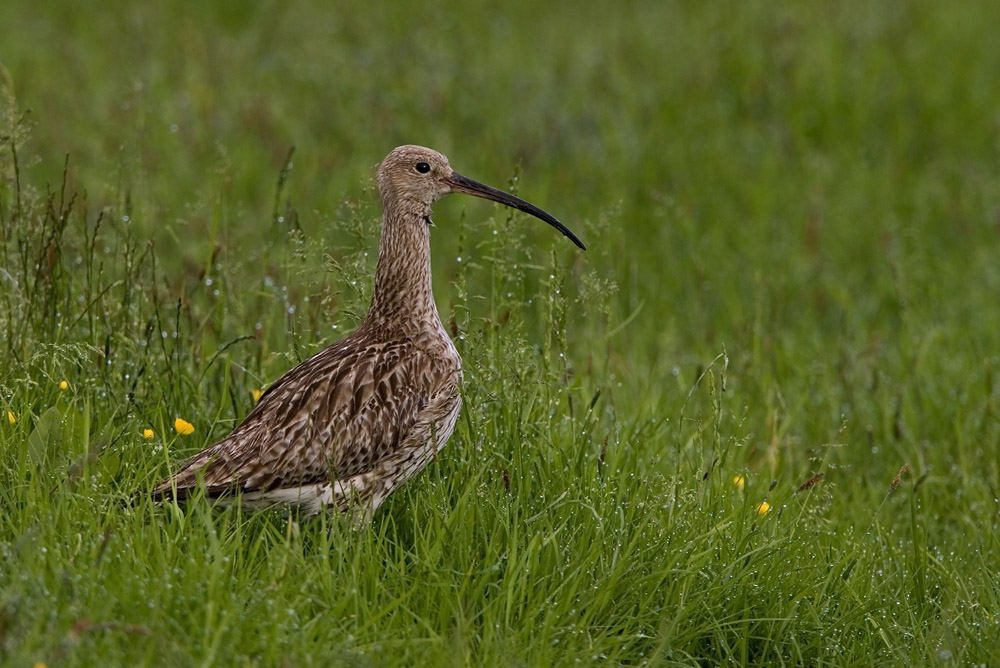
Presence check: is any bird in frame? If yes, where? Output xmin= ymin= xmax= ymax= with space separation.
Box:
xmin=152 ymin=145 xmax=585 ymax=522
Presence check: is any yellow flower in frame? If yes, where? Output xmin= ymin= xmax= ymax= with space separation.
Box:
xmin=6 ymin=411 xmax=14 ymax=424
xmin=251 ymin=389 xmax=264 ymax=404
xmin=174 ymin=418 xmax=195 ymax=435
xmin=35 ymin=662 xmax=47 ymax=668
xmin=143 ymin=428 xmax=155 ymax=440
xmin=59 ymin=380 xmax=69 ymax=391
xmin=733 ymin=475 xmax=745 ymax=489
xmin=756 ymin=501 xmax=771 ymax=515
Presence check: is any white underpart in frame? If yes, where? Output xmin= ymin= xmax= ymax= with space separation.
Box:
xmin=237 ymin=480 xmax=350 ymax=515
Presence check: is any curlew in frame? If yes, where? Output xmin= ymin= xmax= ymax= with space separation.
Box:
xmin=153 ymin=145 xmax=585 ymax=521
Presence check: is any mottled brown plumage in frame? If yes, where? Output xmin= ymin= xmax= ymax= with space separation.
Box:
xmin=153 ymin=145 xmax=585 ymax=520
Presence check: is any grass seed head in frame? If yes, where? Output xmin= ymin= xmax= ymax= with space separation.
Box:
xmin=890 ymin=464 xmax=910 ymax=492
xmin=796 ymin=472 xmax=824 ymax=494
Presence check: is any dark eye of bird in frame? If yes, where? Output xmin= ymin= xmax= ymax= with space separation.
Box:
xmin=415 ymin=162 xmax=431 ymax=174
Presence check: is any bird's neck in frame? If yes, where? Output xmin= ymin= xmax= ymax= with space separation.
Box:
xmin=364 ymin=206 xmax=440 ymax=336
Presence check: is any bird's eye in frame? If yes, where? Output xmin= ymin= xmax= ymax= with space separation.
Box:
xmin=415 ymin=162 xmax=431 ymax=174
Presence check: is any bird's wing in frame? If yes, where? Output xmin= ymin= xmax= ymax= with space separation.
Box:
xmin=152 ymin=334 xmax=460 ymax=500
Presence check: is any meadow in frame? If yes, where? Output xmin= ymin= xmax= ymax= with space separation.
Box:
xmin=1 ymin=1 xmax=998 ymax=665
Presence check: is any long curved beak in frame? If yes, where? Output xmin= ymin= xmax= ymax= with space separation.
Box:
xmin=447 ymin=171 xmax=586 ymax=250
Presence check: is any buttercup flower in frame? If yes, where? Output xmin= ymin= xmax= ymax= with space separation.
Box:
xmin=174 ymin=418 xmax=195 ymax=435
xmin=756 ymin=501 xmax=771 ymax=515
xmin=251 ymin=389 xmax=264 ymax=404
xmin=733 ymin=475 xmax=745 ymax=489
xmin=143 ymin=428 xmax=155 ymax=440
xmin=59 ymin=380 xmax=69 ymax=391
xmin=6 ymin=411 xmax=14 ymax=424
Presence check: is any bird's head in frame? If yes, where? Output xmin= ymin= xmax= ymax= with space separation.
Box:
xmin=377 ymin=145 xmax=586 ymax=250
xmin=377 ymin=145 xmax=454 ymax=207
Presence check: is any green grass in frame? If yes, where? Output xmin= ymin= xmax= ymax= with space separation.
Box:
xmin=2 ymin=0 xmax=999 ymax=665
